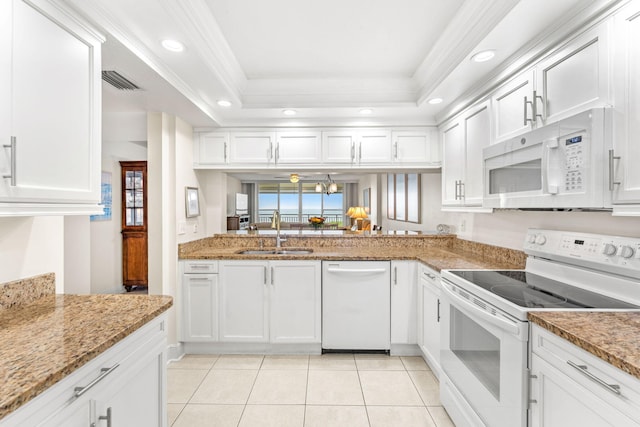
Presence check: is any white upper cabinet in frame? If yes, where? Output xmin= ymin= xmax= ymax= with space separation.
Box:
xmin=491 ymin=24 xmax=610 ymax=144
xmin=491 ymin=69 xmax=535 ymax=142
xmin=194 ymin=132 xmax=228 ymax=165
xmin=229 ymin=131 xmax=276 ymax=165
xmin=275 ymin=130 xmax=322 ymax=164
xmin=0 ymin=0 xmax=103 ymax=215
xmin=441 ymin=101 xmax=491 ymax=208
xmin=611 ymin=1 xmax=640 ymax=210
xmin=358 ymin=129 xmax=393 ymax=164
xmin=391 ymin=129 xmax=440 ymax=165
xmin=321 ymin=129 xmax=392 ymax=164
xmin=321 ymin=131 xmax=357 ymax=164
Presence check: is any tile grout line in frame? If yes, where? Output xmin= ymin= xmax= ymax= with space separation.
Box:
xmin=355 ymin=359 xmax=373 ymax=427
xmin=236 ymin=355 xmax=265 ymax=427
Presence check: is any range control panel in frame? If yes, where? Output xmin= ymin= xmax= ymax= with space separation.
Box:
xmin=524 ymin=229 xmax=640 ymax=277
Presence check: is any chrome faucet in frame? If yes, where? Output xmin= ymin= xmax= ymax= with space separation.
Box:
xmin=271 ymin=210 xmax=287 ymax=248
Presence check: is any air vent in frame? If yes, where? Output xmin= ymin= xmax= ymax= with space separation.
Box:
xmin=102 ymin=70 xmax=142 ymax=91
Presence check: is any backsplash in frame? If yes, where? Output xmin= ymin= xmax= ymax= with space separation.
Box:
xmin=0 ymin=273 xmax=55 ymax=310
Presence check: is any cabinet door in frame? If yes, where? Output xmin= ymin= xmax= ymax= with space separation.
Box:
xmin=195 ymin=132 xmax=228 ymax=165
xmin=536 ymin=25 xmax=609 ymax=125
xmin=612 ymin=2 xmax=640 ymax=204
xmin=219 ymin=261 xmax=269 ymax=342
xmin=491 ymin=69 xmax=535 ymax=143
xmin=229 ymin=132 xmax=275 ymax=164
xmin=270 ymin=261 xmax=321 ymax=343
xmin=275 ymin=131 xmax=322 ymax=164
xmin=182 ymin=274 xmax=218 ymax=341
xmin=421 ymin=275 xmax=440 ymax=372
xmin=358 ymin=129 xmax=392 ymax=164
xmin=0 ymin=0 xmax=101 ymax=205
xmin=95 ymin=343 xmax=165 ymax=427
xmin=392 ymin=129 xmax=439 ymax=164
xmin=530 ymin=354 xmax=636 ymax=427
xmin=391 ymin=261 xmax=417 ymax=344
xmin=321 ymin=131 xmax=356 ymax=164
xmin=441 ymin=121 xmax=464 ymax=206
xmin=40 ymin=400 xmax=93 ymax=427
xmin=463 ymin=102 xmax=491 ymax=206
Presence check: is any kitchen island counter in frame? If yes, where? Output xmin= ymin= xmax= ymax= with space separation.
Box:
xmin=528 ymin=311 xmax=640 ymax=381
xmin=0 ymin=289 xmax=173 ymax=421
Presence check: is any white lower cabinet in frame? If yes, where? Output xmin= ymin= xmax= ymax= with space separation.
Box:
xmin=530 ymin=324 xmax=640 ymax=427
xmin=209 ymin=260 xmax=321 ymax=344
xmin=418 ymin=264 xmax=441 ymax=375
xmin=181 ymin=261 xmax=218 ymax=342
xmin=390 ymin=261 xmax=417 ymax=346
xmin=2 ymin=315 xmax=167 ymax=427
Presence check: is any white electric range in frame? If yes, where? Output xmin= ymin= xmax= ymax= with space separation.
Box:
xmin=439 ymin=228 xmax=640 ymax=427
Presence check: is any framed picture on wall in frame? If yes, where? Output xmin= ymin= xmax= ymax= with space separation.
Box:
xmin=185 ymin=187 xmax=200 ymax=217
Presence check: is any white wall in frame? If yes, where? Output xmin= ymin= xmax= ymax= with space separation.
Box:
xmin=90 ymin=112 xmax=147 ymax=294
xmin=358 ymin=174 xmax=378 ymax=226
xmin=64 ymin=216 xmax=91 ymax=294
xmin=200 ymin=171 xmax=229 ymax=235
xmin=0 ymin=217 xmax=65 ymax=292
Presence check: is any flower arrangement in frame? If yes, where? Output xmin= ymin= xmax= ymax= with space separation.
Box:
xmin=308 ymin=216 xmax=325 ymax=229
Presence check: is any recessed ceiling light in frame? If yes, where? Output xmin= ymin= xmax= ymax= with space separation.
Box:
xmin=428 ymin=98 xmax=443 ymax=105
xmin=359 ymin=108 xmax=373 ymax=115
xmin=471 ymin=49 xmax=496 ymax=63
xmin=217 ymin=100 xmax=232 ymax=107
xmin=161 ymin=39 xmax=185 ymax=52
xmin=282 ymin=109 xmax=297 ymax=116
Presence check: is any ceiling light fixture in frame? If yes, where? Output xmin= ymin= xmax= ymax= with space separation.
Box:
xmin=315 ymin=174 xmax=337 ymax=195
xmin=428 ymin=98 xmax=443 ymax=105
xmin=471 ymin=49 xmax=496 ymax=63
xmin=359 ymin=108 xmax=373 ymax=115
xmin=282 ymin=109 xmax=297 ymax=116
xmin=289 ymin=173 xmax=299 ymax=183
xmin=161 ymin=39 xmax=185 ymax=52
xmin=217 ymin=100 xmax=232 ymax=107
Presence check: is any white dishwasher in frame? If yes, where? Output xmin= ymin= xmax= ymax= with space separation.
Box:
xmin=322 ymin=261 xmax=391 ymax=351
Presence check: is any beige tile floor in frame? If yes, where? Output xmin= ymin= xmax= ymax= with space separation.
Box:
xmin=168 ymin=354 xmax=456 ymax=427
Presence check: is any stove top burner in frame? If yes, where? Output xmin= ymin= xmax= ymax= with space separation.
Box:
xmin=449 ymin=270 xmax=638 ymax=309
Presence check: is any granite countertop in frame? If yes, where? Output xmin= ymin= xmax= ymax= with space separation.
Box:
xmin=0 ymin=293 xmax=173 ymax=420
xmin=529 ymin=312 xmax=640 ymax=380
xmin=180 ymin=244 xmax=524 ymax=272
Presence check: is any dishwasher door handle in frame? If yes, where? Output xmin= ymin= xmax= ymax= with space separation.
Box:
xmin=326 ymin=267 xmax=387 ymax=274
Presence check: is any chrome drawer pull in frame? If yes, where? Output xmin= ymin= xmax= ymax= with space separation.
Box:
xmin=98 ymin=407 xmax=112 ymax=427
xmin=74 ymin=364 xmax=120 ymax=398
xmin=567 ymin=360 xmax=621 ymax=395
xmin=2 ymin=136 xmax=16 ymax=186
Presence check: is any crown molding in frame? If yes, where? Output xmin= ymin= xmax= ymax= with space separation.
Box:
xmin=412 ymin=0 xmax=518 ymax=106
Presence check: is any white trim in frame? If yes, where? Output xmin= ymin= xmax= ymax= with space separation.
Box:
xmin=183 ymin=342 xmax=322 ymax=355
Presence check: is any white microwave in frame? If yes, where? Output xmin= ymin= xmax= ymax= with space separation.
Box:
xmin=483 ymin=108 xmax=612 ymax=209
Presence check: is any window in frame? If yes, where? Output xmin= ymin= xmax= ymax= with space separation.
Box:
xmin=387 ymin=173 xmax=420 ymax=223
xmin=257 ymin=182 xmax=344 ymax=225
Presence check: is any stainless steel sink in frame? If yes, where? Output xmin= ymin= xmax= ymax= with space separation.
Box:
xmin=237 ymin=249 xmax=313 ymax=255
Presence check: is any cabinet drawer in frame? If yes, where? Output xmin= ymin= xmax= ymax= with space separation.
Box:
xmin=418 ymin=264 xmax=440 ymax=288
xmin=183 ymin=260 xmax=218 ymax=274
xmin=531 ymin=324 xmax=640 ymax=421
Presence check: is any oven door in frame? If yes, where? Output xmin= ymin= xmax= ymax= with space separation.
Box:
xmin=440 ymin=279 xmax=529 ymax=427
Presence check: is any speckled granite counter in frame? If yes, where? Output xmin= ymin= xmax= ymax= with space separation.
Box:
xmin=529 ymin=312 xmax=640 ymax=380
xmin=0 ymin=281 xmax=173 ymax=420
xmin=179 ymin=234 xmax=526 ymax=271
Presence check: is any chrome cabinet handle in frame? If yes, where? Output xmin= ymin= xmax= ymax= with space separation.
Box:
xmin=74 ymin=364 xmax=119 ymax=398
xmin=264 ymin=266 xmax=268 ymax=285
xmin=533 ymin=90 xmax=544 ymax=122
xmin=268 ymin=141 xmax=273 ymax=160
xmin=275 ymin=142 xmax=280 ymax=162
xmin=437 ymin=298 xmax=440 ymax=322
xmin=224 ymin=142 xmax=227 ymax=162
xmin=98 ymin=407 xmax=112 ymax=427
xmin=393 ymin=266 xmax=398 ymax=285
xmin=454 ymin=180 xmax=461 ymax=200
xmin=190 ymin=264 xmax=211 ymax=269
xmin=459 ymin=181 xmax=465 ymax=199
xmin=351 ymin=142 xmax=355 ymax=162
xmin=423 ymin=271 xmax=436 ymax=280
xmin=394 ymin=141 xmax=398 ymax=159
xmin=524 ymin=96 xmax=534 ymax=126
xmin=609 ymin=149 xmax=621 ymax=191
xmin=271 ymin=266 xmax=274 ymax=286
xmin=188 ymin=277 xmax=210 ymax=282
xmin=567 ymin=360 xmax=621 ymax=395
xmin=359 ymin=142 xmax=362 ymax=162
xmin=2 ymin=136 xmax=16 ymax=186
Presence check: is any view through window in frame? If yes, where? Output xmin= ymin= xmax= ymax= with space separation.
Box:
xmin=258 ymin=182 xmax=345 ymax=226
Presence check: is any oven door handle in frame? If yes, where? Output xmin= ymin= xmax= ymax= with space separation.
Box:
xmin=442 ymin=283 xmax=521 ymax=337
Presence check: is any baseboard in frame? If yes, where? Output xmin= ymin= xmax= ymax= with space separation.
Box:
xmin=166 ymin=342 xmax=185 ymax=363
xmin=183 ymin=342 xmax=322 ymax=355
xmin=390 ymin=343 xmax=421 ymax=356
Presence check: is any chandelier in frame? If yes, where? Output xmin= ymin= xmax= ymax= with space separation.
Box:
xmin=315 ymin=174 xmax=338 ymax=195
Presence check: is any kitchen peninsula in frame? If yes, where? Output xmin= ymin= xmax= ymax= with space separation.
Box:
xmin=0 ymin=274 xmax=173 ymax=426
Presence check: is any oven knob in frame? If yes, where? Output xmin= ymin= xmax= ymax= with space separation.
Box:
xmin=534 ymin=235 xmax=547 ymax=245
xmin=620 ymin=245 xmax=635 ymax=259
xmin=603 ymin=243 xmax=617 ymax=256
xmin=527 ymin=235 xmax=537 ymax=244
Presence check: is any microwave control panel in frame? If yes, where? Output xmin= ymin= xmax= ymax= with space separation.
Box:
xmin=561 ymin=133 xmax=586 ymax=193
